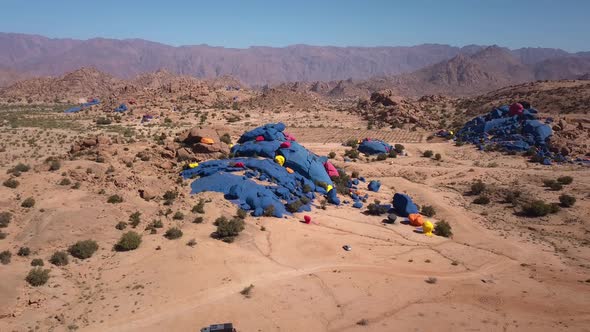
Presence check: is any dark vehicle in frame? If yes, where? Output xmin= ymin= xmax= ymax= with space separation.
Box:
xmin=200 ymin=323 xmax=236 ymax=332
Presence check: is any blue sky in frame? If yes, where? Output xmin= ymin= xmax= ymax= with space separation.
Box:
xmin=1 ymin=0 xmax=589 ymax=51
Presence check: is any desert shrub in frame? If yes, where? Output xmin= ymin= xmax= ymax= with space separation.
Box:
xmin=17 ymin=247 xmax=31 ymax=257
xmin=344 ymin=139 xmax=358 ymax=148
xmin=96 ymin=117 xmax=112 ymax=125
xmin=115 ymin=221 xmax=127 ymax=230
xmin=8 ymin=163 xmax=30 ymax=175
xmin=214 ymin=216 xmax=245 ymax=239
xmin=550 ymin=182 xmax=563 ymax=191
xmin=26 ymin=268 xmax=50 ymax=286
xmin=220 ymin=133 xmax=232 ymax=145
xmin=0 ymin=232 xmax=6 ymax=239
xmin=3 ymin=178 xmax=19 ymax=188
xmin=186 ymin=238 xmax=197 ymax=247
xmin=302 ymin=184 xmax=312 ymax=193
xmin=31 ymin=258 xmax=44 ymax=266
xmin=58 ymin=178 xmax=71 ymax=186
xmin=48 ymin=160 xmax=61 ymax=171
xmin=331 ymin=171 xmax=351 ymax=195
xmin=240 ymin=284 xmax=254 ymax=298
xmin=72 ymin=182 xmax=81 ymax=189
xmin=388 ymin=150 xmax=397 ymax=158
xmin=434 ymin=220 xmax=453 ymax=237
xmin=286 ymin=200 xmax=303 ymax=213
xmin=421 ymin=205 xmax=436 ymax=217
xmin=543 ymin=179 xmax=557 ymax=187
xmin=351 ymin=171 xmax=359 ymax=178
xmin=129 ymin=211 xmax=141 ymax=227
xmin=504 ymin=190 xmax=521 ymax=205
xmin=557 ymin=176 xmax=573 ymax=185
xmin=49 ymin=251 xmax=69 ymax=266
xmin=356 ymin=319 xmax=369 ymax=326
xmin=172 ymin=211 xmax=184 ymax=220
xmin=319 ymin=199 xmax=327 ymax=210
xmin=68 ymin=240 xmax=98 ymax=259
xmin=376 ymin=153 xmax=387 ymax=161
xmin=164 ymin=227 xmax=183 ymax=240
xmin=0 ymin=250 xmax=11 ymax=264
xmin=470 ymin=180 xmax=486 ymax=195
xmin=423 ymin=150 xmax=433 ymax=158
xmin=559 ymin=194 xmax=576 ymax=208
xmin=107 ymin=195 xmax=123 ymax=204
xmin=434 ymin=153 xmax=442 ymax=161
xmin=236 ymin=209 xmax=248 ymax=219
xmin=21 ymin=197 xmax=35 ymax=208
xmin=115 ymin=231 xmax=142 ymax=251
xmin=263 ymin=205 xmax=275 ymax=217
xmin=366 ymin=200 xmax=388 ymax=216
xmin=193 ymin=216 xmax=204 ymax=224
xmin=192 ymin=198 xmax=206 ymax=213
xmin=522 ymin=200 xmax=560 ymax=217
xmin=328 ymin=151 xmax=336 ymax=159
xmin=344 ymin=149 xmax=359 ymax=159
xmin=163 ymin=190 xmax=178 ymax=204
xmin=473 ymin=195 xmax=490 ymax=205
xmin=0 ymin=212 xmax=12 ymax=228
xmin=151 ymin=219 xmax=164 ymax=228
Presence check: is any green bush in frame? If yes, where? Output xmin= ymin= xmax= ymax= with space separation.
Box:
xmin=557 ymin=176 xmax=573 ymax=185
xmin=549 ymin=182 xmax=563 ymax=191
xmin=17 ymin=247 xmax=31 ymax=257
xmin=48 ymin=160 xmax=61 ymax=171
xmin=164 ymin=227 xmax=183 ymax=240
xmin=421 ymin=205 xmax=436 ymax=217
xmin=10 ymin=163 xmax=31 ymax=173
xmin=193 ymin=216 xmax=204 ymax=224
xmin=115 ymin=221 xmax=127 ymax=230
xmin=129 ymin=211 xmax=141 ymax=227
xmin=21 ymin=197 xmax=35 ymax=208
xmin=351 ymin=171 xmax=359 ymax=178
xmin=302 ymin=184 xmax=312 ymax=193
xmin=115 ymin=231 xmax=142 ymax=251
xmin=192 ymin=199 xmax=206 ymax=214
xmin=328 ymin=152 xmax=336 ymax=159
xmin=470 ymin=180 xmax=486 ymax=195
xmin=473 ymin=195 xmax=490 ymax=205
xmin=107 ymin=195 xmax=123 ymax=204
xmin=504 ymin=190 xmax=521 ymax=205
xmin=376 ymin=153 xmax=387 ymax=161
xmin=388 ymin=150 xmax=397 ymax=158
xmin=543 ymin=179 xmax=557 ymax=187
xmin=559 ymin=194 xmax=576 ymax=208
xmin=172 ymin=211 xmax=184 ymax=220
xmin=286 ymin=200 xmax=303 ymax=213
xmin=423 ymin=150 xmax=433 ymax=158
xmin=220 ymin=133 xmax=232 ymax=145
xmin=394 ymin=144 xmax=405 ymax=153
xmin=26 ymin=268 xmax=50 ymax=286
xmin=3 ymin=178 xmax=19 ymax=188
xmin=31 ymin=258 xmax=44 ymax=266
xmin=49 ymin=251 xmax=69 ymax=266
xmin=68 ymin=240 xmax=98 ymax=259
xmin=236 ymin=209 xmax=248 ymax=219
xmin=163 ymin=190 xmax=178 ymax=201
xmin=0 ymin=231 xmax=6 ymax=240
xmin=58 ymin=178 xmax=71 ymax=186
xmin=522 ymin=200 xmax=560 ymax=217
xmin=344 ymin=149 xmax=360 ymax=159
xmin=0 ymin=250 xmax=11 ymax=264
xmin=96 ymin=117 xmax=112 ymax=125
xmin=366 ymin=201 xmax=388 ymax=216
xmin=263 ymin=205 xmax=275 ymax=217
xmin=214 ymin=216 xmax=245 ymax=239
xmin=434 ymin=153 xmax=442 ymax=161
xmin=434 ymin=220 xmax=453 ymax=238
xmin=151 ymin=219 xmax=164 ymax=228
xmin=344 ymin=139 xmax=358 ymax=148
xmin=0 ymin=212 xmax=12 ymax=228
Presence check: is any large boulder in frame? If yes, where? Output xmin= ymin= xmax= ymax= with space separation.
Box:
xmin=176 ymin=147 xmax=194 ymax=161
xmin=178 ymin=127 xmax=219 ymax=145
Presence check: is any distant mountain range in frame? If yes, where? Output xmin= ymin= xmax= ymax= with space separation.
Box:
xmin=1 ymin=32 xmax=590 ymax=88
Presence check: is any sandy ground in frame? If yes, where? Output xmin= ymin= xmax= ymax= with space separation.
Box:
xmin=0 ymin=114 xmax=589 ymax=331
